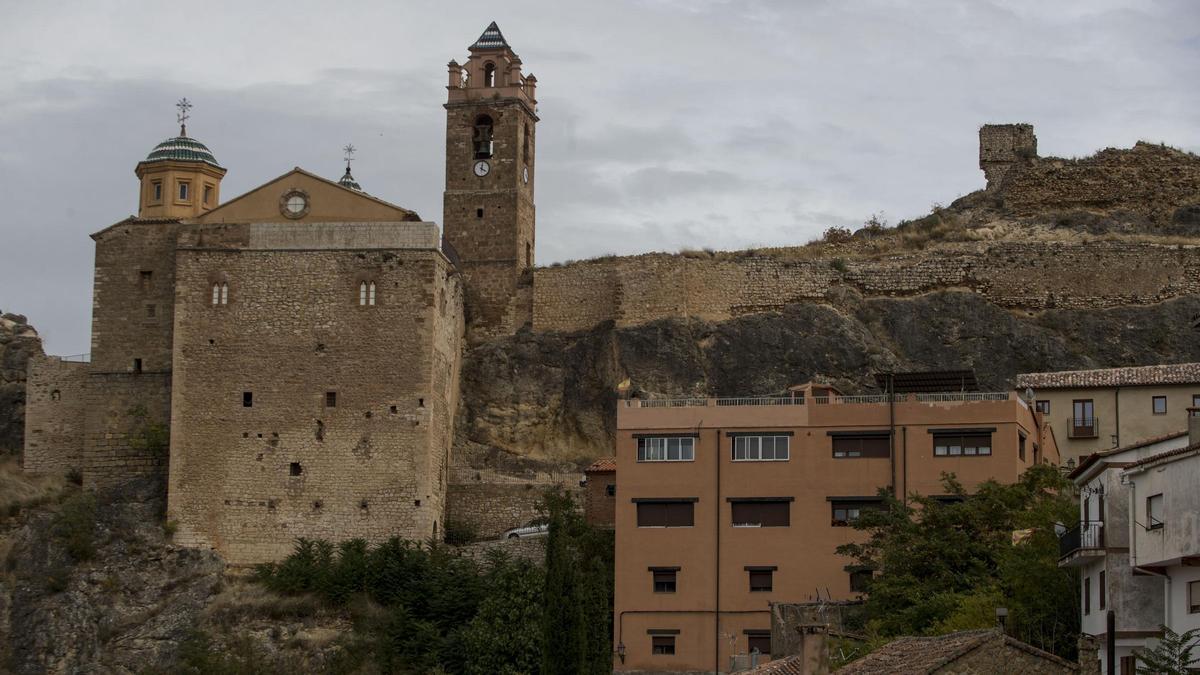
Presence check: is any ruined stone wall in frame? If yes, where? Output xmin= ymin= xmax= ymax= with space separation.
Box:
xmin=444 ymin=470 xmax=581 ymax=540
xmin=1 ymin=312 xmax=43 ymax=453
xmin=83 ymin=372 xmax=172 ymax=487
xmin=999 ymin=142 xmax=1200 ymax=219
xmin=167 ymin=225 xmax=457 ymax=565
xmin=532 ymin=240 xmax=1200 ymax=334
xmin=979 ymin=123 xmax=1037 ymax=188
xmin=22 ymin=355 xmax=87 ymax=473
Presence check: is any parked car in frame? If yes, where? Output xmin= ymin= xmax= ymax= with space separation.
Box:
xmin=503 ymin=519 xmax=549 ymax=539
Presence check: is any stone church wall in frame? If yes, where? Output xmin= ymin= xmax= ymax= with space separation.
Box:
xmin=82 ymin=371 xmax=172 ymax=488
xmin=22 ymin=355 xmax=88 ymax=474
xmin=531 ymin=240 xmax=1200 ymax=334
xmin=167 ymin=229 xmax=459 ymax=565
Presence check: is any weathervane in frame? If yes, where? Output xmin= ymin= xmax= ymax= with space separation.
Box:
xmin=343 ymin=143 xmax=357 ymax=171
xmin=176 ymin=98 xmax=193 ymax=136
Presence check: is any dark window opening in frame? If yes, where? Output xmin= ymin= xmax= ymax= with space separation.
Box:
xmin=360 ymin=499 xmax=369 ymax=511
xmin=418 ymin=398 xmax=425 ymax=408
xmin=178 ymin=181 xmax=189 ymax=201
xmin=313 ymin=500 xmax=323 ymax=511
xmin=637 ymin=501 xmax=694 ymax=527
xmin=414 ymin=499 xmax=422 ymax=507
xmin=139 ymin=270 xmax=153 ymax=288
xmin=933 ymin=432 xmax=992 ymax=457
xmin=483 ymin=62 xmax=496 ymax=87
xmin=389 ymin=405 xmax=398 ymax=414
xmin=651 ymin=635 xmax=675 ymax=655
xmin=748 ymin=569 xmax=773 ymax=592
xmin=1099 ymin=570 xmax=1106 ymax=610
xmin=364 ymin=411 xmax=373 ymax=419
xmin=1035 ymin=400 xmax=1050 ymax=414
xmin=473 ymin=115 xmax=494 ymax=159
xmin=850 ymin=570 xmax=873 ymax=593
xmin=133 ymin=358 xmax=143 ymax=373
xmin=152 ymin=181 xmax=162 ymax=202
xmin=1147 ymin=493 xmax=1164 ymax=529
xmin=315 ymin=419 xmax=324 ymax=441
xmin=1189 ymin=580 xmax=1200 ymax=614
xmin=523 ymin=122 xmax=531 ymax=164
xmin=51 ymin=389 xmax=61 ymax=401
xmin=1152 ymin=396 xmax=1167 ymax=415
xmin=289 ymin=462 xmax=302 ymax=476
xmin=325 ymin=391 xmax=337 ymax=408
xmin=747 ymin=632 xmax=771 ymax=655
xmin=476 ymin=208 xmax=484 ymax=218
xmin=832 ymin=434 xmax=890 ymax=458
xmin=652 ymin=569 xmax=677 ymax=593
xmin=203 ymin=184 xmax=213 ymax=205
xmin=243 ymin=391 xmax=253 ymax=407
xmin=731 ymin=500 xmax=790 ymax=527
xmin=1072 ymin=400 xmax=1096 ymax=437
xmin=1019 ymin=434 xmax=1027 ymax=462
xmin=1084 ymin=576 xmax=1091 ymax=614
xmin=605 ymin=484 xmax=616 ymax=497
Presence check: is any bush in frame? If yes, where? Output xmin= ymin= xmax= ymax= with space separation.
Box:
xmin=830 ymin=257 xmax=848 ymax=273
xmin=66 ymin=467 xmax=83 ymax=486
xmin=443 ymin=519 xmax=479 ymax=546
xmin=822 ymin=226 xmax=853 ymax=244
xmin=52 ymin=491 xmax=97 ymax=562
xmin=163 ymin=520 xmax=178 ymax=539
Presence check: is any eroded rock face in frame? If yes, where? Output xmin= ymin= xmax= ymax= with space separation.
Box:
xmin=458 ymin=291 xmax=1200 ymax=464
xmin=0 ymin=312 xmax=44 ymax=454
xmin=2 ymin=477 xmax=225 ymax=674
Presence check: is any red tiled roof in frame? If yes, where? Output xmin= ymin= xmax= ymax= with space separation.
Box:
xmin=585 ymin=457 xmax=615 ymax=473
xmin=1068 ymin=431 xmax=1190 ymax=479
xmin=1015 ymin=363 xmax=1200 ymax=390
xmin=1122 ymin=442 xmax=1200 ymax=471
xmin=832 ymin=629 xmax=1076 ymax=674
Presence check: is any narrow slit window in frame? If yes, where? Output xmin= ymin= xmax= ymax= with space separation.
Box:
xmin=325 ymin=391 xmax=337 ymax=408
xmin=220 ymin=283 xmax=228 ymax=305
xmin=368 ymin=282 xmax=376 ymax=306
xmin=212 ymin=283 xmax=220 ymax=305
xmin=243 ymin=391 xmax=253 ymax=407
xmin=178 ymin=181 xmax=190 ymax=201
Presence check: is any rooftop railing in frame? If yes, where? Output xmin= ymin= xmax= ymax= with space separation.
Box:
xmin=59 ymin=353 xmax=91 ymax=363
xmin=624 ymin=392 xmax=1014 ymax=408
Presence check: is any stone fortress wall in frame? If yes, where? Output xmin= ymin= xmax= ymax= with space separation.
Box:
xmin=529 ymin=240 xmax=1200 ymax=334
xmin=22 ymin=356 xmax=87 ymax=472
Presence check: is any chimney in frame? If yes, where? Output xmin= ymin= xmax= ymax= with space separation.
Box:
xmin=794 ymin=624 xmax=830 ymax=675
xmin=1189 ymin=407 xmax=1200 ymax=446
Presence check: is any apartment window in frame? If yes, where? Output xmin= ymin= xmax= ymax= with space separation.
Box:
xmin=178 ymin=181 xmax=190 ymax=201
xmin=1193 ymin=394 xmax=1200 ymax=409
xmin=1084 ymin=576 xmax=1091 ymax=614
xmin=636 ymin=499 xmax=696 ymax=527
xmin=831 ymin=432 xmax=890 ymax=458
xmin=747 ymin=567 xmax=774 ymax=592
xmin=731 ymin=499 xmax=791 ymax=527
xmin=1152 ymin=395 xmax=1167 ymax=415
xmin=1120 ymin=655 xmax=1136 ymax=674
xmin=1147 ymin=493 xmax=1164 ymax=530
xmin=746 ymin=631 xmax=771 ymax=655
xmin=650 ymin=634 xmax=676 ymax=655
xmin=933 ymin=431 xmax=992 ymax=457
xmin=731 ymin=433 xmax=790 ymax=461
xmin=1189 ymin=580 xmax=1200 ymax=613
xmin=831 ymin=499 xmax=880 ymax=526
xmin=651 ymin=567 xmax=678 ymax=593
xmin=637 ymin=436 xmax=695 ymax=462
xmin=325 ymin=391 xmax=338 ymax=408
xmin=850 ymin=569 xmax=873 ymax=593
xmin=359 ymin=281 xmax=376 ymax=306
xmin=1018 ymin=433 xmax=1026 ymax=462
xmin=152 ymin=180 xmax=163 ymax=202
xmin=1099 ymin=571 xmax=1106 ymax=610
xmin=1035 ymin=400 xmax=1050 ymax=414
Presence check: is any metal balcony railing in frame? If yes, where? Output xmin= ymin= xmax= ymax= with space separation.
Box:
xmin=1059 ymin=522 xmax=1104 ymax=560
xmin=1069 ymin=417 xmax=1099 ymax=439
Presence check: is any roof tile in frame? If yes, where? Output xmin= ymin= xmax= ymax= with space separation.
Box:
xmin=1015 ymin=363 xmax=1200 ymax=390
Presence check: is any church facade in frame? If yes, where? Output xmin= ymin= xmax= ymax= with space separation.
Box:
xmin=23 ymin=23 xmax=536 ymax=564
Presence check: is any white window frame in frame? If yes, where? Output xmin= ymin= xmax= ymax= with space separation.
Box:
xmin=637 ymin=436 xmax=695 ymax=462
xmin=732 ymin=435 xmax=790 ymax=461
xmin=1147 ymin=493 xmax=1164 ymax=530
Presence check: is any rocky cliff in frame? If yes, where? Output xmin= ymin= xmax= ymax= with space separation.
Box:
xmin=0 ymin=313 xmax=43 ymax=454
xmin=458 ymin=289 xmax=1200 ymax=465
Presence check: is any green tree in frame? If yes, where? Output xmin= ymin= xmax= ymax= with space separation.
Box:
xmin=462 ymin=550 xmax=545 ymax=675
xmin=837 ymin=464 xmax=1079 ymax=658
xmin=1135 ymin=625 xmax=1200 ymax=675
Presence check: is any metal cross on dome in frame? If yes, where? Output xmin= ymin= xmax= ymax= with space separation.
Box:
xmin=343 ymin=143 xmax=357 ymax=168
xmin=176 ymin=98 xmax=192 ymax=135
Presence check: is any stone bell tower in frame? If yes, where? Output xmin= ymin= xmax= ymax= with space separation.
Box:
xmin=443 ymin=22 xmax=537 ymax=337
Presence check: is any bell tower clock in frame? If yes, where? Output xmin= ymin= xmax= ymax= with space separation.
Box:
xmin=443 ymin=22 xmax=538 ymax=337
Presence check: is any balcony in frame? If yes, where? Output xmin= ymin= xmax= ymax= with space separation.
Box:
xmin=1059 ymin=522 xmax=1105 ymax=566
xmin=624 ymin=392 xmax=1014 ymax=409
xmin=1069 ymin=417 xmax=1099 ymax=439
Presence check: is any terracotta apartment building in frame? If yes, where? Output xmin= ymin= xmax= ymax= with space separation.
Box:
xmin=613 ymin=374 xmax=1059 ymax=674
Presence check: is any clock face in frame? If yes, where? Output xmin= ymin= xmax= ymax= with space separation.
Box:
xmin=523 ymin=166 xmax=529 ymax=184
xmin=473 ymin=160 xmax=491 ymax=177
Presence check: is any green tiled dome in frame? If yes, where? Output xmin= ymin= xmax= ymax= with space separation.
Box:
xmin=338 ymin=166 xmax=362 ymax=191
xmin=145 ymin=135 xmax=222 ymax=168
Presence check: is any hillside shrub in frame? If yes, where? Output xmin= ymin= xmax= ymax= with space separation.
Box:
xmin=52 ymin=491 xmax=97 ymax=562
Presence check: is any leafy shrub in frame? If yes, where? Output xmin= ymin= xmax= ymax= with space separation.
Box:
xmin=52 ymin=491 xmax=97 ymax=562
xmin=163 ymin=520 xmax=178 ymax=539
xmin=442 ymin=519 xmax=479 ymax=546
xmin=822 ymin=226 xmax=854 ymax=244
xmin=127 ymin=405 xmax=169 ymax=458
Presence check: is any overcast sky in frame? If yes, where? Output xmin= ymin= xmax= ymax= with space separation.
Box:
xmin=1 ymin=0 xmax=1197 ymax=354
